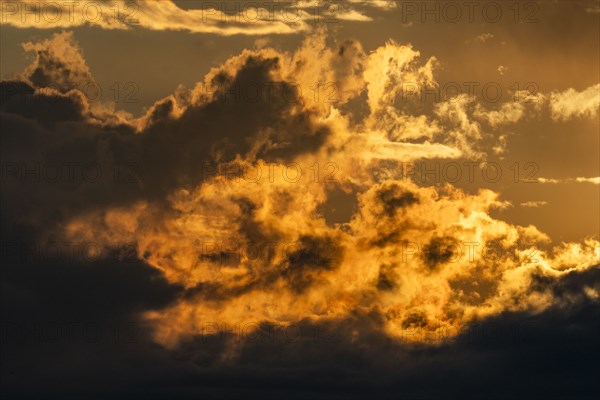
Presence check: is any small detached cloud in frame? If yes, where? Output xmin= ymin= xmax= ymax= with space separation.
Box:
xmin=550 ymin=83 xmax=600 ymax=121
xmin=537 ymin=177 xmax=600 ymax=184
xmin=521 ymin=201 xmax=549 ymax=208
xmin=465 ymin=33 xmax=494 ymax=44
xmin=576 ymin=177 xmax=600 ymax=184
xmin=585 ymin=3 xmax=600 ymax=13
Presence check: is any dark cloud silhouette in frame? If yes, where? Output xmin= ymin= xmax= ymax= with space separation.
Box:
xmin=1 ymin=50 xmax=333 ymax=236
xmin=2 ymin=263 xmax=598 ymax=399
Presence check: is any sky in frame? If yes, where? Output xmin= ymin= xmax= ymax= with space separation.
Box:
xmin=1 ymin=1 xmax=599 ymax=399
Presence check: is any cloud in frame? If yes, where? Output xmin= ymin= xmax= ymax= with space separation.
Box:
xmin=575 ymin=177 xmax=600 ymax=184
xmin=537 ymin=177 xmax=560 ymax=184
xmin=348 ymin=0 xmax=398 ymax=10
xmin=477 ymin=33 xmax=494 ymax=42
xmin=520 ymin=201 xmax=548 ymax=208
xmin=585 ymin=3 xmax=600 ymax=13
xmin=0 ymin=0 xmax=385 ymax=35
xmin=2 ymin=25 xmax=600 ymax=400
xmin=19 ymin=31 xmax=93 ymax=90
xmin=549 ymin=83 xmax=600 ymax=121
xmin=466 ymin=33 xmax=494 ymax=44
xmin=2 ymin=29 xmax=599 ymax=358
xmin=537 ymin=177 xmax=600 ymax=184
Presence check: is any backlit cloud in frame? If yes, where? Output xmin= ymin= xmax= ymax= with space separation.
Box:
xmin=3 ymin=30 xmax=597 ymax=352
xmin=0 ymin=0 xmax=382 ymax=35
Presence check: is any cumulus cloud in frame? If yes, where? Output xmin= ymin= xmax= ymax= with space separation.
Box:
xmin=549 ymin=83 xmax=600 ymax=121
xmin=2 ymin=29 xmax=599 ymax=358
xmin=19 ymin=31 xmax=93 ymax=90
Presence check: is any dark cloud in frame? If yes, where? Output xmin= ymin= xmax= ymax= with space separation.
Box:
xmin=376 ymin=183 xmax=419 ymax=217
xmin=376 ymin=263 xmax=399 ymax=291
xmin=1 ymin=81 xmax=84 ymax=124
xmin=280 ymin=234 xmax=343 ymax=293
xmin=1 ymin=49 xmax=334 ymax=234
xmin=422 ymin=236 xmax=459 ymax=269
xmin=3 ymin=266 xmax=598 ymax=399
xmin=401 ymin=311 xmax=428 ymax=329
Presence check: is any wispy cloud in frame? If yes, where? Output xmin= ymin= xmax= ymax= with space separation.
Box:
xmin=538 ymin=177 xmax=600 ymax=184
xmin=0 ymin=0 xmax=381 ymax=35
xmin=520 ymin=201 xmax=549 ymax=208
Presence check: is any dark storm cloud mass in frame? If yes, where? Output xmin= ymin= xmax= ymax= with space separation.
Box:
xmin=2 ymin=262 xmax=598 ymax=399
xmin=139 ymin=54 xmax=332 ymax=196
xmin=0 ymin=35 xmax=332 ymax=230
xmin=0 ymin=30 xmax=343 ymax=398
xmin=1 ymin=15 xmax=599 ymax=400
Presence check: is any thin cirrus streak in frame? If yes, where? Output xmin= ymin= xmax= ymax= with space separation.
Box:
xmin=537 ymin=177 xmax=600 ymax=184
xmin=2 ymin=27 xmax=597 ymax=349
